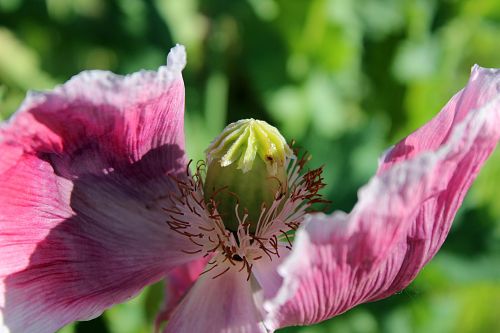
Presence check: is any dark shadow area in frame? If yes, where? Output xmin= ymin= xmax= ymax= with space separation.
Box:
xmin=75 ymin=315 xmax=110 ymax=333
xmin=443 ymin=205 xmax=494 ymax=256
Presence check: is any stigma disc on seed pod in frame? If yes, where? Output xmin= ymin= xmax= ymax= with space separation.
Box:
xmin=203 ymin=119 xmax=295 ymax=233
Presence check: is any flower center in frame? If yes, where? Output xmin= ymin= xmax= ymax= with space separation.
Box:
xmin=165 ymin=119 xmax=327 ymax=279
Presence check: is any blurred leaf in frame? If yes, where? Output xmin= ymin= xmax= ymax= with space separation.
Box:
xmin=204 ymin=71 xmax=228 ymax=135
xmin=105 ymin=289 xmax=150 ymax=333
xmin=144 ymin=281 xmax=164 ymax=322
xmin=0 ymin=27 xmax=55 ymax=89
xmin=0 ymin=0 xmax=21 ymax=11
xmin=392 ymin=37 xmax=440 ymax=82
xmin=57 ymin=324 xmax=75 ymax=333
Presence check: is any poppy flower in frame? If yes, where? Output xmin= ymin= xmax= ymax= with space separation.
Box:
xmin=1 ymin=45 xmax=499 ymax=333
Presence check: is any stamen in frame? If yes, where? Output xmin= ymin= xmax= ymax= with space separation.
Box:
xmin=212 ymin=267 xmax=230 ymax=279
xmin=200 ymin=264 xmax=218 ymax=276
xmin=280 ymin=229 xmax=293 ymax=248
xmin=181 ymin=249 xmax=203 ymax=255
xmin=232 ymin=254 xmax=243 ymax=261
xmin=164 ymin=145 xmax=327 ymax=280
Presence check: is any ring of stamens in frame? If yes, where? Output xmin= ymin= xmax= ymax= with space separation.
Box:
xmin=164 ymin=147 xmax=327 ymax=280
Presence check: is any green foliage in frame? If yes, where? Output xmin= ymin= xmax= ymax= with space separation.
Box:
xmin=1 ymin=0 xmax=499 ymax=332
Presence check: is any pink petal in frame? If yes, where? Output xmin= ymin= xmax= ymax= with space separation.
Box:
xmin=0 ymin=45 xmax=199 ymax=332
xmin=155 ymin=258 xmax=208 ymax=332
xmin=165 ymin=269 xmax=269 ymax=333
xmin=379 ymin=65 xmax=500 ymax=172
xmin=252 ymin=254 xmax=286 ymax=300
xmin=264 ymin=66 xmax=500 ymax=329
xmin=1 ymin=45 xmax=187 ymax=178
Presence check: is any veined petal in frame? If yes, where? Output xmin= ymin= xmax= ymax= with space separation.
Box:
xmin=371 ymin=66 xmax=500 ymax=298
xmin=0 ymin=45 xmax=198 ymax=333
xmin=165 ymin=269 xmax=269 ymax=333
xmin=264 ymin=66 xmax=500 ymax=329
xmin=1 ymin=44 xmax=187 ymax=178
xmin=155 ymin=258 xmax=208 ymax=333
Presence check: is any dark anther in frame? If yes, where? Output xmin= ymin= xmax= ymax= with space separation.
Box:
xmin=232 ymin=254 xmax=243 ymax=262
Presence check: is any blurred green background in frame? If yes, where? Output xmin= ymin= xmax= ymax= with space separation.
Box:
xmin=1 ymin=0 xmax=500 ymax=332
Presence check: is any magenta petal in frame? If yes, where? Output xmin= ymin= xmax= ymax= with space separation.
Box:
xmin=265 ymin=66 xmax=500 ymax=329
xmin=1 ymin=45 xmax=187 ymax=179
xmin=165 ymin=269 xmax=268 ymax=333
xmin=0 ymin=46 xmax=198 ymax=332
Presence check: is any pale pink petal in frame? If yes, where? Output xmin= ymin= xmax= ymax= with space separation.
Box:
xmin=0 ymin=45 xmax=200 ymax=333
xmin=252 ymin=253 xmax=286 ymax=300
xmin=379 ymin=66 xmax=500 ymax=171
xmin=155 ymin=258 xmax=208 ymax=333
xmin=265 ymin=66 xmax=500 ymax=329
xmin=165 ymin=269 xmax=269 ymax=333
xmin=373 ymin=66 xmax=500 ymax=295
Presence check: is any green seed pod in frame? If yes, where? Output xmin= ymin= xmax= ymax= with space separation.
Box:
xmin=203 ymin=119 xmax=294 ymax=233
